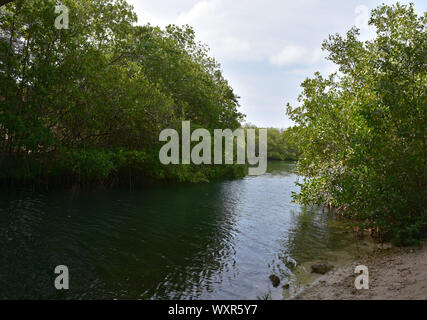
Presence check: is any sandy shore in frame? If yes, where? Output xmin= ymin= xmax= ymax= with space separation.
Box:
xmin=293 ymin=244 xmax=427 ymax=300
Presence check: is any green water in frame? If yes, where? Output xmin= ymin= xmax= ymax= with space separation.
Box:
xmin=0 ymin=161 xmax=363 ymax=299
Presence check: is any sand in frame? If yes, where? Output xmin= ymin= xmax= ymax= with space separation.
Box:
xmin=293 ymin=244 xmax=427 ymax=300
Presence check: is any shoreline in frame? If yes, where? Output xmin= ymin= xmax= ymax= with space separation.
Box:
xmin=292 ymin=243 xmax=427 ymax=300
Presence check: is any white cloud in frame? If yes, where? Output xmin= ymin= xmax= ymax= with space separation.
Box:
xmin=270 ymin=46 xmax=323 ymax=67
xmin=176 ymin=0 xmax=219 ymax=25
xmin=175 ymin=0 xmax=252 ymax=61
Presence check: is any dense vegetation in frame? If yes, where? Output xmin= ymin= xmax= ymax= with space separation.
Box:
xmin=266 ymin=127 xmax=299 ymax=161
xmin=0 ymin=0 xmax=246 ymax=186
xmin=243 ymin=125 xmax=299 ymax=161
xmin=287 ymin=3 xmax=426 ymax=245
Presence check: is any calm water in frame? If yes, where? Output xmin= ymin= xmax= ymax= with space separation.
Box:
xmin=0 ymin=162 xmax=361 ymax=299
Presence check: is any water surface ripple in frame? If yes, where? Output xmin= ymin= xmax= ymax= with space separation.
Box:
xmin=0 ymin=162 xmax=358 ymax=299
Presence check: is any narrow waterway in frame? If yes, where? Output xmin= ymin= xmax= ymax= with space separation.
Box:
xmin=0 ymin=161 xmax=364 ymax=299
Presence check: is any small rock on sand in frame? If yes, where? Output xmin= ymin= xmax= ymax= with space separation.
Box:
xmin=311 ymin=262 xmax=334 ymax=274
xmin=269 ymin=275 xmax=280 ymax=287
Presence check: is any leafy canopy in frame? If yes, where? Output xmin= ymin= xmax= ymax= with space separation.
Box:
xmin=287 ymin=3 xmax=426 ymax=245
xmin=0 ymin=0 xmax=244 ymax=184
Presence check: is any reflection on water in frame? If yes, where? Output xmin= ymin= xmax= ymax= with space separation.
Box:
xmin=0 ymin=161 xmax=366 ymax=299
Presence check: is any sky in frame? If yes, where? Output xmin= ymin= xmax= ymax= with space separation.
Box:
xmin=127 ymin=0 xmax=426 ymax=128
